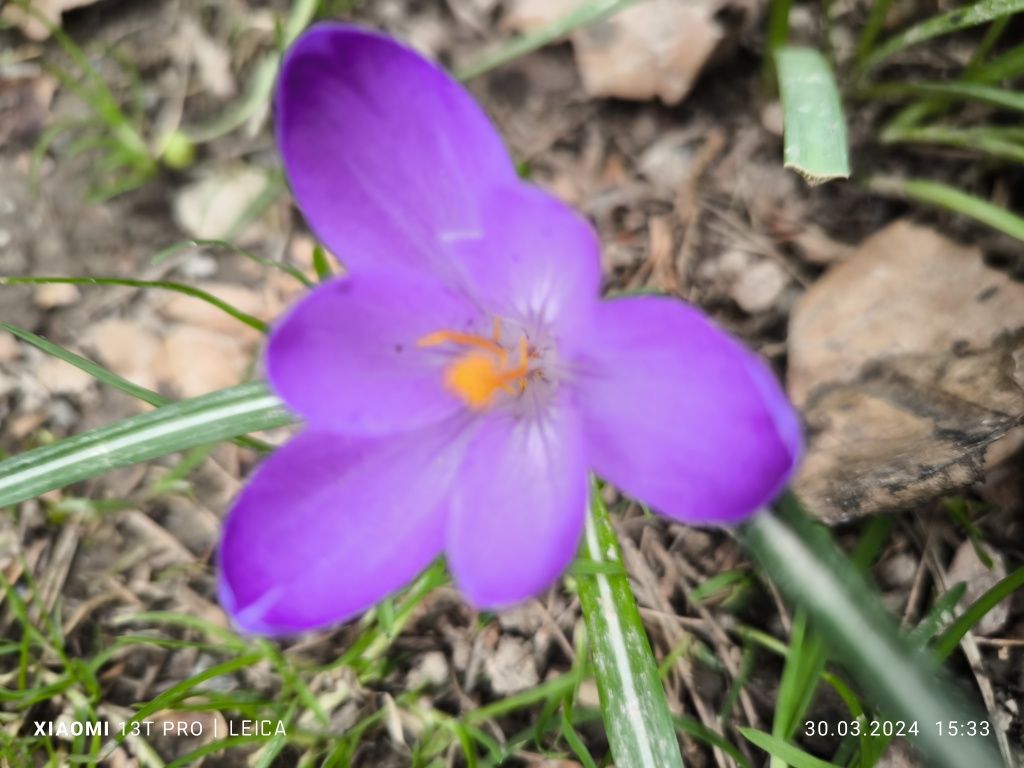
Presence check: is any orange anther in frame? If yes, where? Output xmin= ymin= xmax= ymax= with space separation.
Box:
xmin=417 ymin=322 xmax=531 ymax=409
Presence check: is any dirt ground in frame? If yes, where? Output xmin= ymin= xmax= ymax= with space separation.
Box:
xmin=0 ymin=0 xmax=1022 ymax=766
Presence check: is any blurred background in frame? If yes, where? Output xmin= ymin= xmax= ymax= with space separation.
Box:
xmin=0 ymin=0 xmax=1022 ymax=765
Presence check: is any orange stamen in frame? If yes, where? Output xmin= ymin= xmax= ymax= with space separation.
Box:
xmin=418 ymin=323 xmax=531 ymax=409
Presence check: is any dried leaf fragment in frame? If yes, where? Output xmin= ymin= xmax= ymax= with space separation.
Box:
xmin=506 ymin=0 xmax=724 ymax=104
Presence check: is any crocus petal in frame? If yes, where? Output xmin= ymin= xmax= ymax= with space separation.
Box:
xmin=277 ymin=24 xmax=516 ymax=273
xmin=219 ymin=422 xmax=467 ymax=634
xmin=267 ymin=269 xmax=482 ymax=434
xmin=574 ymin=297 xmax=802 ymax=525
xmin=448 ymin=183 xmax=602 ymax=339
xmin=447 ymin=397 xmax=588 ymax=607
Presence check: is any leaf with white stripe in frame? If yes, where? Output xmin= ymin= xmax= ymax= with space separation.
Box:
xmin=576 ymin=480 xmax=684 ymax=768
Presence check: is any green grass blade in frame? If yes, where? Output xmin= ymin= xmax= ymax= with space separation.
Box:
xmin=934 ymin=566 xmax=1024 ymax=659
xmin=2 ymin=322 xmax=167 ymax=408
xmin=906 ymin=583 xmax=967 ymax=648
xmin=738 ymin=494 xmax=1003 ymax=768
xmin=672 ymin=717 xmax=751 ymax=768
xmin=0 ymin=383 xmax=295 ymax=508
xmin=1 ymin=322 xmax=271 ymax=453
xmin=577 ymin=481 xmax=684 ymax=768
xmin=150 ymin=238 xmax=313 ymax=288
xmin=880 ymin=124 xmax=1024 ymax=163
xmin=457 ymin=0 xmax=641 ymax=80
xmin=860 ymin=0 xmax=1024 ymax=74
xmin=740 ymin=729 xmax=839 ymax=768
xmin=775 ymin=47 xmax=850 ymax=185
xmin=1 ymin=276 xmax=268 ymax=333
xmin=865 ymin=80 xmax=1024 ymax=112
xmin=855 ymin=0 xmax=895 ymax=63
xmin=772 ymin=609 xmax=826 ymax=754
xmin=867 ymin=177 xmax=1024 ymax=242
xmin=968 ymin=43 xmax=1024 ymax=83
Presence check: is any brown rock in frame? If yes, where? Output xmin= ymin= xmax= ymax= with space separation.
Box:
xmin=790 ymin=221 xmax=1024 ymax=405
xmin=789 ymin=221 xmax=1024 ymax=521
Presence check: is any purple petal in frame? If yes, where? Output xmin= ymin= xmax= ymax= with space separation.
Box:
xmin=448 ymin=183 xmax=602 ymax=340
xmin=219 ymin=422 xmax=467 ymax=634
xmin=573 ymin=297 xmax=801 ymax=525
xmin=267 ymin=269 xmax=483 ymax=434
xmin=277 ymin=24 xmax=516 ymax=273
xmin=446 ymin=397 xmax=588 ymax=608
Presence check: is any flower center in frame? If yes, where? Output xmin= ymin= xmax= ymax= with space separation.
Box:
xmin=418 ymin=319 xmax=533 ymax=409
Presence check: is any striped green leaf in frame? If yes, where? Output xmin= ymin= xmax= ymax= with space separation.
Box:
xmin=0 ymin=383 xmax=294 ymax=508
xmin=577 ymin=482 xmax=684 ymax=768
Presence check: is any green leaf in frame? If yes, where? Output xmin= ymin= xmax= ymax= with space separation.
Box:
xmin=1 ymin=276 xmax=268 ymax=333
xmin=576 ymin=481 xmax=684 ymax=768
xmin=457 ymin=0 xmax=642 ymax=80
xmin=906 ymin=583 xmax=967 ymax=648
xmin=772 ymin=609 xmax=826 ymax=752
xmin=880 ymin=123 xmax=1024 ymax=164
xmin=738 ymin=494 xmax=1003 ymax=768
xmin=867 ymin=177 xmax=1024 ymax=242
xmin=859 ymin=0 xmax=1024 ymax=75
xmin=1 ymin=322 xmax=271 ymax=454
xmin=774 ymin=47 xmax=850 ymax=185
xmin=864 ymin=80 xmax=1024 ymax=112
xmin=312 ymin=244 xmax=333 ymax=282
xmin=673 ymin=717 xmax=751 ymax=768
xmin=934 ymin=566 xmax=1024 ymax=659
xmin=740 ymin=728 xmax=839 ymax=768
xmin=0 ymin=383 xmax=294 ymax=508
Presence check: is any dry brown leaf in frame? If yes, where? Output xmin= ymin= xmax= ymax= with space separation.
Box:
xmin=86 ymin=319 xmax=164 ymax=392
xmin=36 ymin=356 xmax=94 ymax=396
xmin=0 ymin=69 xmax=57 ymax=144
xmin=160 ymin=326 xmax=250 ymax=398
xmin=484 ymin=636 xmax=540 ymax=694
xmin=946 ymin=541 xmax=1008 ymax=636
xmin=789 ymin=221 xmax=1024 ymax=522
xmin=33 ymin=282 xmax=81 ymax=309
xmin=506 ymin=0 xmax=722 ymax=105
xmin=0 ymin=333 xmax=21 ymax=363
xmin=173 ymin=165 xmax=270 ymax=241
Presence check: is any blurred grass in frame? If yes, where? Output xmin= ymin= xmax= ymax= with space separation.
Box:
xmin=0 ymin=276 xmax=269 ymax=333
xmin=739 ymin=495 xmax=1004 ymax=768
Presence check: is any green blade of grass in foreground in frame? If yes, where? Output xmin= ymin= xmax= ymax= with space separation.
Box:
xmin=774 ymin=47 xmax=850 ymax=185
xmin=0 ymin=382 xmax=294 ymax=508
xmin=739 ymin=728 xmax=839 ymax=768
xmin=737 ymin=494 xmax=1002 ymax=768
xmin=858 ymin=0 xmax=1024 ymax=76
xmin=868 ymin=177 xmax=1024 ymax=242
xmin=576 ymin=482 xmax=684 ymax=768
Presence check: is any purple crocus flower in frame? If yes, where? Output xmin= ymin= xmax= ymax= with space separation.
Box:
xmin=218 ymin=24 xmax=802 ymax=634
